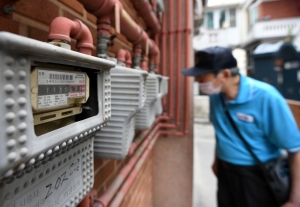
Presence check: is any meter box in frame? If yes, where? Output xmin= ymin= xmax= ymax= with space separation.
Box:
xmin=155 ymin=76 xmax=169 ymax=115
xmin=0 ymin=32 xmax=115 ymax=206
xmin=135 ymin=73 xmax=159 ymax=130
xmin=94 ymin=65 xmax=148 ymax=159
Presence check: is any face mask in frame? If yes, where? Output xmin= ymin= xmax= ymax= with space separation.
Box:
xmin=199 ymin=79 xmax=222 ymax=95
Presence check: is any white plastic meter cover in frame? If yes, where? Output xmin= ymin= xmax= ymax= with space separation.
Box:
xmin=94 ymin=65 xmax=148 ymax=159
xmin=0 ymin=32 xmax=116 ymax=206
xmin=135 ymin=73 xmax=160 ymax=130
xmin=155 ymin=76 xmax=169 ymax=116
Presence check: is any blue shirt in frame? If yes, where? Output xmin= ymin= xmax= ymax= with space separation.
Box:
xmin=209 ymin=73 xmax=300 ymax=165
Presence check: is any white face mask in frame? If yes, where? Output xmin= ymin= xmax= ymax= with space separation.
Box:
xmin=199 ymin=79 xmax=222 ymax=95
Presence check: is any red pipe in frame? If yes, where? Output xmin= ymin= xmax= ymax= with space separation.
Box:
xmin=125 ymin=50 xmax=132 ymax=68
xmin=48 ymin=17 xmax=94 ymax=55
xmin=149 ymin=39 xmax=160 ymax=71
xmin=109 ymin=131 xmax=161 ymax=207
xmin=175 ymin=0 xmax=182 ymax=127
xmin=130 ymin=0 xmax=161 ymax=34
xmin=161 ymin=14 xmax=167 ymax=107
xmin=184 ymin=0 xmax=193 ymax=135
xmin=93 ymin=132 xmax=153 ymax=207
xmin=116 ymin=49 xmax=127 ymax=63
xmin=78 ymin=0 xmax=149 ymax=53
xmin=116 ymin=49 xmax=132 ymax=67
xmin=168 ymin=0 xmax=175 ymax=119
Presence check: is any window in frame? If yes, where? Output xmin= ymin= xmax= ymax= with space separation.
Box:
xmin=219 ymin=10 xmax=226 ymax=28
xmin=207 ymin=12 xmax=214 ymax=29
xmin=249 ymin=7 xmax=258 ymax=26
xmin=229 ymin=9 xmax=236 ymax=27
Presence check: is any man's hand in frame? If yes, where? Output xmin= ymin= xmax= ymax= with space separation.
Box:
xmin=212 ymin=158 xmax=218 ymax=177
xmin=284 ymin=151 xmax=300 ymax=207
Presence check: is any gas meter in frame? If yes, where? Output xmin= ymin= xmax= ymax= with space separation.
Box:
xmin=94 ymin=64 xmax=148 ymax=159
xmin=0 ymin=32 xmax=115 ymax=207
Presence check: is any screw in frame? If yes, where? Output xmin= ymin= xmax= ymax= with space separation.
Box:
xmin=2 ymin=5 xmax=15 ymax=15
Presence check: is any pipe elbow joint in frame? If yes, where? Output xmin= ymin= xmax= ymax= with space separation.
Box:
xmin=48 ymin=17 xmax=94 ymax=55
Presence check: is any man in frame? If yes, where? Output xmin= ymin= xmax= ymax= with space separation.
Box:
xmin=181 ymin=46 xmax=300 ymax=207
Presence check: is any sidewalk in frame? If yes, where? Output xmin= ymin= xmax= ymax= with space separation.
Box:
xmin=193 ymin=122 xmax=217 ymax=207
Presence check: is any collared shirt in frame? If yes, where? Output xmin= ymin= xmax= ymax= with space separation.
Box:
xmin=209 ymin=73 xmax=300 ymax=165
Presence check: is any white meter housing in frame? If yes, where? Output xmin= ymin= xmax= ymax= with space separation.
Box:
xmin=0 ymin=32 xmax=115 ymax=207
xmin=94 ymin=65 xmax=148 ymax=159
xmin=155 ymin=76 xmax=169 ymax=115
xmin=135 ymin=73 xmax=159 ymax=130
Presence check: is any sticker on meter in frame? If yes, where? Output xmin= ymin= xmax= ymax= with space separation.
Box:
xmin=37 ymin=70 xmax=86 ymax=109
xmin=14 ymin=158 xmax=82 ymax=207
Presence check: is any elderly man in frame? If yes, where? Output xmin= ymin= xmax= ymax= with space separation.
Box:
xmin=182 ymin=46 xmax=300 ymax=207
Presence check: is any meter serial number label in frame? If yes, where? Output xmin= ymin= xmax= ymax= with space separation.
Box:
xmin=15 ymin=158 xmax=82 ymax=207
xmin=37 ymin=70 xmax=86 ymax=109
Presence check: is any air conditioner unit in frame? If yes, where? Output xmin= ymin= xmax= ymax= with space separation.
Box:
xmin=135 ymin=73 xmax=159 ymax=130
xmin=0 ymin=32 xmax=115 ymax=207
xmin=155 ymin=76 xmax=169 ymax=115
xmin=94 ymin=65 xmax=148 ymax=159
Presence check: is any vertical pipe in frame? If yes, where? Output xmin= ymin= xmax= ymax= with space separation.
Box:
xmin=168 ymin=0 xmax=174 ymax=118
xmin=184 ymin=0 xmax=192 ymax=135
xmin=161 ymin=13 xmax=167 ymax=108
xmin=175 ymin=0 xmax=182 ymax=127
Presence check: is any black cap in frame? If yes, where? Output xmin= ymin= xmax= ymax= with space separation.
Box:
xmin=181 ymin=46 xmax=237 ymax=76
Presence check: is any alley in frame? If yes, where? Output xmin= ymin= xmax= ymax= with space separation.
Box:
xmin=193 ymin=118 xmax=217 ymax=207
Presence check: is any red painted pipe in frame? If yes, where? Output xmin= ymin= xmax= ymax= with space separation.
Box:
xmin=116 ymin=49 xmax=127 ymax=63
xmin=149 ymin=39 xmax=159 ymax=70
xmin=175 ymin=0 xmax=182 ymax=127
xmin=78 ymin=0 xmax=149 ymax=52
xmin=130 ymin=0 xmax=161 ymax=34
xmin=93 ymin=133 xmax=153 ymax=207
xmin=48 ymin=17 xmax=94 ymax=55
xmin=161 ymin=14 xmax=167 ymax=107
xmin=116 ymin=49 xmax=132 ymax=67
xmin=168 ymin=0 xmax=174 ymax=119
xmin=125 ymin=49 xmax=132 ymax=68
xmin=184 ymin=0 xmax=193 ymax=135
xmin=109 ymin=131 xmax=161 ymax=207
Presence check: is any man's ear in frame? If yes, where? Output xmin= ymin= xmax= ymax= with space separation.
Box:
xmin=222 ymin=69 xmax=232 ymax=78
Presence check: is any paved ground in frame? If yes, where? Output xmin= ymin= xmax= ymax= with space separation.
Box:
xmin=193 ymin=121 xmax=217 ymax=207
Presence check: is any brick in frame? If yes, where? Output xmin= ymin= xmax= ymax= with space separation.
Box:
xmin=87 ymin=12 xmax=97 ymax=24
xmin=62 ymin=10 xmax=78 ymax=22
xmin=0 ymin=18 xmax=19 ymax=34
xmin=94 ymin=158 xmax=106 ymax=171
xmin=15 ymin=0 xmax=59 ymax=25
xmin=93 ymin=160 xmax=115 ymax=190
xmin=259 ymin=0 xmax=300 ymax=19
xmin=86 ymin=24 xmax=97 ymax=47
xmin=58 ymin=0 xmax=84 ymax=15
xmin=28 ymin=27 xmax=48 ymax=42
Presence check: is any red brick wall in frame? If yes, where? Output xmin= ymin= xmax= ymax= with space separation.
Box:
xmin=259 ymin=0 xmax=300 ymax=19
xmin=0 ymin=0 xmax=152 ymax=205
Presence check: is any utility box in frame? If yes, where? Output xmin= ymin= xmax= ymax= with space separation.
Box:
xmin=155 ymin=76 xmax=169 ymax=115
xmin=94 ymin=65 xmax=148 ymax=159
xmin=135 ymin=73 xmax=160 ymax=130
xmin=0 ymin=32 xmax=115 ymax=207
xmin=253 ymin=41 xmax=300 ymax=100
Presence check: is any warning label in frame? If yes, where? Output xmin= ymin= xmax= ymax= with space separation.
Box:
xmin=37 ymin=70 xmax=86 ymax=109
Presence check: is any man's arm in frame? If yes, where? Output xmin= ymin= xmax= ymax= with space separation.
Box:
xmin=282 ymin=151 xmax=300 ymax=207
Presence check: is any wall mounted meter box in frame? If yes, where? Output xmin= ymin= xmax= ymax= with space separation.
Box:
xmin=94 ymin=65 xmax=148 ymax=159
xmin=155 ymin=76 xmax=169 ymax=115
xmin=135 ymin=73 xmax=159 ymax=130
xmin=0 ymin=32 xmax=115 ymax=207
